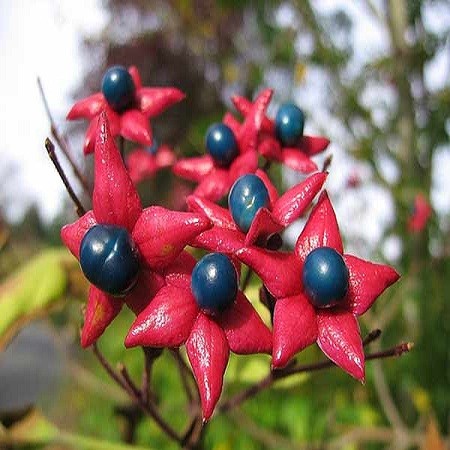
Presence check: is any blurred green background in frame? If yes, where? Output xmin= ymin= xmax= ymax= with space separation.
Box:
xmin=0 ymin=1 xmax=449 ymax=449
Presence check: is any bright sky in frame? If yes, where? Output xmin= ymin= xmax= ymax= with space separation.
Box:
xmin=0 ymin=0 xmax=107 ymax=222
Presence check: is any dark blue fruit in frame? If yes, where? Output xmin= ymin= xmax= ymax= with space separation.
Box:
xmin=101 ymin=66 xmax=136 ymax=112
xmin=145 ymin=139 xmax=159 ymax=155
xmin=205 ymin=123 xmax=238 ymax=166
xmin=302 ymin=247 xmax=349 ymax=308
xmin=80 ymin=224 xmax=140 ymax=297
xmin=228 ymin=174 xmax=270 ymax=233
xmin=275 ymin=103 xmax=305 ymax=146
xmin=191 ymin=253 xmax=238 ymax=313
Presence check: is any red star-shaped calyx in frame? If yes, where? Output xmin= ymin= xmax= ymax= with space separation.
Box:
xmin=126 ymin=143 xmax=176 ymax=184
xmin=125 ymin=251 xmax=272 ymax=421
xmin=67 ymin=66 xmax=185 ymax=154
xmin=186 ymin=170 xmax=328 ymax=254
xmin=173 ymin=89 xmax=273 ymax=202
xmin=408 ymin=193 xmax=432 ymax=233
xmin=60 ymin=113 xmax=211 ymax=347
xmin=236 ymin=191 xmax=400 ymax=380
xmin=232 ymin=93 xmax=330 ymax=173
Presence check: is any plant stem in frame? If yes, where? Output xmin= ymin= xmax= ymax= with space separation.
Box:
xmin=218 ymin=341 xmax=413 ymax=413
xmin=45 ymin=138 xmax=86 ymax=217
xmin=38 ymin=77 xmax=91 ymax=194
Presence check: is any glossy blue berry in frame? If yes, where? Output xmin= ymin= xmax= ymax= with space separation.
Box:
xmin=275 ymin=103 xmax=305 ymax=146
xmin=80 ymin=224 xmax=140 ymax=297
xmin=228 ymin=174 xmax=270 ymax=233
xmin=205 ymin=123 xmax=238 ymax=166
xmin=191 ymin=253 xmax=238 ymax=313
xmin=302 ymin=247 xmax=349 ymax=308
xmin=101 ymin=66 xmax=136 ymax=112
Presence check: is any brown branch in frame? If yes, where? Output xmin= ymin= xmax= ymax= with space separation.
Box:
xmin=38 ymin=77 xmax=90 ymax=194
xmin=219 ymin=341 xmax=413 ymax=414
xmin=45 ymin=138 xmax=86 ymax=217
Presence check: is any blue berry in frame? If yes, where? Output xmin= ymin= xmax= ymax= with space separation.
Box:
xmin=302 ymin=247 xmax=349 ymax=308
xmin=275 ymin=103 xmax=305 ymax=146
xmin=101 ymin=66 xmax=136 ymax=112
xmin=205 ymin=123 xmax=238 ymax=166
xmin=80 ymin=225 xmax=140 ymax=297
xmin=191 ymin=253 xmax=238 ymax=313
xmin=228 ymin=174 xmax=270 ymax=233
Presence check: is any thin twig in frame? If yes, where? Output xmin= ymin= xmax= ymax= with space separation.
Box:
xmin=38 ymin=77 xmax=90 ymax=193
xmin=92 ymin=343 xmax=182 ymax=444
xmin=171 ymin=349 xmax=195 ymax=404
xmin=219 ymin=341 xmax=413 ymax=413
xmin=363 ymin=329 xmax=382 ymax=346
xmin=118 ymin=363 xmax=142 ymax=399
xmin=45 ymin=138 xmax=86 ymax=217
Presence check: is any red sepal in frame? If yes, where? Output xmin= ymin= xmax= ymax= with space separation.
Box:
xmin=281 ymin=148 xmax=318 ymax=173
xmin=298 ymin=135 xmax=330 ymax=156
xmin=186 ymin=195 xmax=236 ymax=230
xmin=125 ymin=285 xmax=198 ymax=348
xmin=344 ymin=255 xmax=400 ymax=316
xmin=190 ymin=227 xmax=245 ymax=254
xmin=173 ymin=156 xmax=214 ymax=182
xmin=120 ymin=110 xmax=152 ymax=146
xmin=137 ymin=87 xmax=186 ymax=117
xmin=272 ymin=294 xmax=317 ymax=368
xmin=317 ymin=310 xmax=365 ymax=381
xmin=218 ymin=291 xmax=272 ymax=355
xmin=81 ymin=286 xmax=122 ymax=348
xmin=295 ymin=191 xmax=343 ymax=261
xmin=236 ymin=247 xmax=302 ymax=299
xmin=132 ymin=206 xmax=211 ymax=270
xmin=60 ymin=211 xmax=97 ymax=259
xmin=272 ymin=172 xmax=327 ymax=227
xmin=193 ymin=169 xmax=230 ymax=202
xmin=244 ymin=208 xmax=283 ymax=247
xmin=67 ymin=93 xmax=104 ymax=120
xmin=186 ymin=314 xmax=229 ymax=422
xmin=93 ymin=113 xmax=143 ymax=232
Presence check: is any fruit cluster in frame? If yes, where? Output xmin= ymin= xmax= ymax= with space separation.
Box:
xmin=62 ymin=65 xmax=400 ymax=420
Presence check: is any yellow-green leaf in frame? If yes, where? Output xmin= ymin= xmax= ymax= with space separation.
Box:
xmin=0 ymin=248 xmax=78 ymax=350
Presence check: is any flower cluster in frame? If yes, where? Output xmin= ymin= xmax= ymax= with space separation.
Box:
xmin=62 ymin=66 xmax=400 ymax=421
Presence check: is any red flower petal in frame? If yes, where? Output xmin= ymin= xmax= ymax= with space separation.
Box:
xmin=124 ymin=268 xmax=166 ymax=316
xmin=81 ymin=285 xmax=123 ymax=348
xmin=272 ymin=294 xmax=318 ymax=368
xmin=316 ymin=310 xmax=365 ymax=381
xmin=193 ymin=169 xmax=230 ymax=202
xmin=255 ymin=169 xmax=279 ymax=207
xmin=272 ymin=172 xmax=327 ymax=227
xmin=128 ymin=66 xmax=142 ymax=90
xmin=120 ymin=110 xmax=152 ymax=146
xmin=245 ymin=208 xmax=283 ymax=247
xmin=61 ymin=211 xmax=97 ymax=259
xmin=173 ymin=155 xmax=214 ymax=182
xmin=295 ymin=191 xmax=343 ymax=261
xmin=190 ymin=227 xmax=245 ymax=254
xmin=186 ymin=195 xmax=236 ymax=230
xmin=126 ymin=149 xmax=158 ymax=183
xmin=222 ymin=112 xmax=241 ymax=136
xmin=228 ymin=150 xmax=259 ymax=181
xmin=344 ymin=255 xmax=400 ymax=316
xmin=132 ymin=206 xmax=211 ymax=270
xmin=137 ymin=87 xmax=186 ymax=117
xmin=280 ymin=148 xmax=318 ymax=173
xmin=298 ymin=135 xmax=330 ymax=156
xmin=155 ymin=145 xmax=176 ymax=168
xmin=125 ymin=285 xmax=198 ymax=348
xmin=67 ymin=93 xmax=105 ymax=120
xmin=236 ymin=89 xmax=273 ymax=153
xmin=258 ymin=136 xmax=282 ymax=160
xmin=236 ymin=247 xmax=302 ymax=299
xmin=163 ymin=251 xmax=197 ymax=289
xmin=231 ymin=95 xmax=274 ymax=133
xmin=218 ymin=291 xmax=272 ymax=355
xmin=186 ymin=314 xmax=229 ymax=421
xmin=92 ymin=113 xmax=143 ymax=232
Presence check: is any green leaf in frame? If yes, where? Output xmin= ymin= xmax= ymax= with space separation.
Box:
xmin=0 ymin=408 xmax=153 ymax=450
xmin=0 ymin=248 xmax=78 ymax=350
